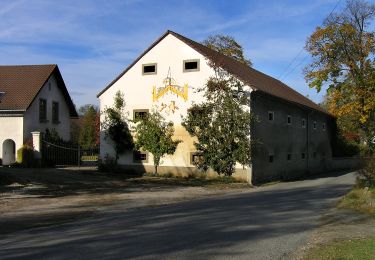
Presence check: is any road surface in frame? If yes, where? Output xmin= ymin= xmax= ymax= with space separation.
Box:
xmin=0 ymin=171 xmax=356 ymax=259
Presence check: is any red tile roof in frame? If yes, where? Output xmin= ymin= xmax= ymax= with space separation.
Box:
xmin=0 ymin=64 xmax=78 ymax=117
xmin=97 ymin=30 xmax=327 ymax=114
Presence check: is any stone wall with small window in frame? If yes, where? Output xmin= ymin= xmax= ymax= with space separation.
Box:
xmin=251 ymin=91 xmax=334 ymax=184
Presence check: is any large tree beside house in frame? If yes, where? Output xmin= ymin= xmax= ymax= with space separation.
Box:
xmin=134 ymin=111 xmax=181 ymax=174
xmin=304 ymin=0 xmax=375 ymax=153
xmin=182 ymin=76 xmax=252 ymax=176
xmin=101 ymin=91 xmax=134 ymax=162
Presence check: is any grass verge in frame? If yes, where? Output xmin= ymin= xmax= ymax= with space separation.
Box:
xmin=131 ymin=175 xmax=251 ymax=189
xmin=339 ymin=158 xmax=375 ymax=216
xmin=339 ymin=184 xmax=375 ymax=216
xmin=304 ymin=238 xmax=375 ymax=260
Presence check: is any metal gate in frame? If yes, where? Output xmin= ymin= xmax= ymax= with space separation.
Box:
xmin=41 ymin=137 xmax=99 ymax=167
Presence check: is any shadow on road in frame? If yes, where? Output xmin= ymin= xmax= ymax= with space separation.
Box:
xmin=0 ymin=173 xmax=355 ymax=259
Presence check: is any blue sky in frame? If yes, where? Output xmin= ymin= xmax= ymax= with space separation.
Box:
xmin=0 ymin=0 xmax=351 ymax=108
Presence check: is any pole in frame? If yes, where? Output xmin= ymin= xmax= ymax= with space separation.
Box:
xmin=78 ymin=144 xmax=81 ymax=167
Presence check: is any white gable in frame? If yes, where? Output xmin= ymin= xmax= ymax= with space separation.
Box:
xmin=99 ymin=33 xmax=216 ymax=123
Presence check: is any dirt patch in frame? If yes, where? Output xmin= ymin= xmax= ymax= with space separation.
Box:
xmin=0 ymin=167 xmax=251 ymax=234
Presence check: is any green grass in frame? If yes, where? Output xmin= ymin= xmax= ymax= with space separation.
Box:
xmin=305 ymin=238 xmax=375 ymax=260
xmin=339 ymin=183 xmax=375 ymax=217
xmin=131 ymin=175 xmax=250 ymax=189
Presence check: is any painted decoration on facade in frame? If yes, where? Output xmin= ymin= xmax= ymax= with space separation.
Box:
xmin=152 ymin=69 xmax=188 ymax=102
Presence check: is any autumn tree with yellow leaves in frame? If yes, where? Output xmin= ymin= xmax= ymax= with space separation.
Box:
xmin=304 ymin=0 xmax=375 ymax=152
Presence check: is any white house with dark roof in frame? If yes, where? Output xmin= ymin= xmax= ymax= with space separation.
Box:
xmin=97 ymin=31 xmax=335 ymax=184
xmin=0 ymin=64 xmax=78 ymax=165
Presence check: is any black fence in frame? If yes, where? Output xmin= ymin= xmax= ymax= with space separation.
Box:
xmin=41 ymin=136 xmax=99 ymax=167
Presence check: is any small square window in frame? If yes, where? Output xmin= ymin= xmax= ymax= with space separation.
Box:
xmin=302 ymin=118 xmax=306 ymax=128
xmin=183 ymin=59 xmax=200 ymax=72
xmin=133 ymin=109 xmax=149 ymax=121
xmin=313 ymin=121 xmax=317 ymax=130
xmin=133 ymin=151 xmax=148 ymax=163
xmin=190 ymin=152 xmax=203 ymax=165
xmin=268 ymin=111 xmax=274 ymax=121
xmin=142 ymin=63 xmax=157 ymax=75
xmin=301 ymin=153 xmax=306 ymax=159
xmin=269 ymin=155 xmax=274 ymax=163
xmin=287 ymin=154 xmax=292 ymax=160
xmin=287 ymin=115 xmax=292 ymax=125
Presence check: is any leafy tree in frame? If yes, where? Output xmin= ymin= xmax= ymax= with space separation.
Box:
xmin=134 ymin=111 xmax=181 ymax=174
xmin=44 ymin=128 xmax=62 ymax=142
xmin=304 ymin=0 xmax=375 ymax=150
xmin=183 ymin=34 xmax=254 ymax=176
xmin=79 ymin=105 xmax=98 ymax=149
xmin=78 ymin=104 xmax=99 ymax=116
xmin=101 ymin=91 xmax=134 ymax=161
xmin=203 ymin=34 xmax=252 ymax=67
xmin=182 ymin=75 xmax=252 ymax=176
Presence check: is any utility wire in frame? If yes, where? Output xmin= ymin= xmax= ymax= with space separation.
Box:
xmin=277 ymin=0 xmax=343 ymax=81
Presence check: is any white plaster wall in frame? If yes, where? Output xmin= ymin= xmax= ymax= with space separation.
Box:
xmin=0 ymin=116 xmax=23 ymax=162
xmin=23 ymin=74 xmax=71 ymax=141
xmin=99 ymin=34 xmax=250 ymax=171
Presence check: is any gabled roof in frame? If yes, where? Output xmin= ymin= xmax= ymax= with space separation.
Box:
xmin=97 ymin=30 xmax=327 ymax=114
xmin=0 ymin=64 xmax=78 ymax=117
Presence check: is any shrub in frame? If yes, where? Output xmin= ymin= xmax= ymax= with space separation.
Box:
xmin=16 ymin=144 xmax=35 ymax=167
xmin=359 ymin=157 xmax=375 ymax=187
xmin=98 ymin=154 xmax=118 ymax=172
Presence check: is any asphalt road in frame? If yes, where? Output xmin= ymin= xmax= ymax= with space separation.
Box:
xmin=0 ymin=171 xmax=356 ymax=259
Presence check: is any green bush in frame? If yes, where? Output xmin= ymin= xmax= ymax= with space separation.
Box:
xmin=16 ymin=144 xmax=35 ymax=167
xmin=98 ymin=154 xmax=118 ymax=172
xmin=359 ymin=157 xmax=375 ymax=187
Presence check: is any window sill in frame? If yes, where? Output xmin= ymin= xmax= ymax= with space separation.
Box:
xmin=39 ymin=119 xmax=49 ymax=123
xmin=52 ymin=120 xmax=61 ymax=124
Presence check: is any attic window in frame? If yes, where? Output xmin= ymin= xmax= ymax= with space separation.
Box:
xmin=0 ymin=92 xmax=5 ymax=103
xmin=183 ymin=59 xmax=200 ymax=72
xmin=142 ymin=63 xmax=157 ymax=75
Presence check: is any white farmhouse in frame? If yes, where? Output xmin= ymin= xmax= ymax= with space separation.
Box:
xmin=98 ymin=31 xmax=334 ymax=184
xmin=0 ymin=65 xmax=78 ymax=165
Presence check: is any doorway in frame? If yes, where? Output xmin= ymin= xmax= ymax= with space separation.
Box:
xmin=2 ymin=139 xmax=16 ymax=165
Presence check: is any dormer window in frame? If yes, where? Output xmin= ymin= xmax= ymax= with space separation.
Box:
xmin=142 ymin=63 xmax=157 ymax=75
xmin=183 ymin=59 xmax=200 ymax=72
